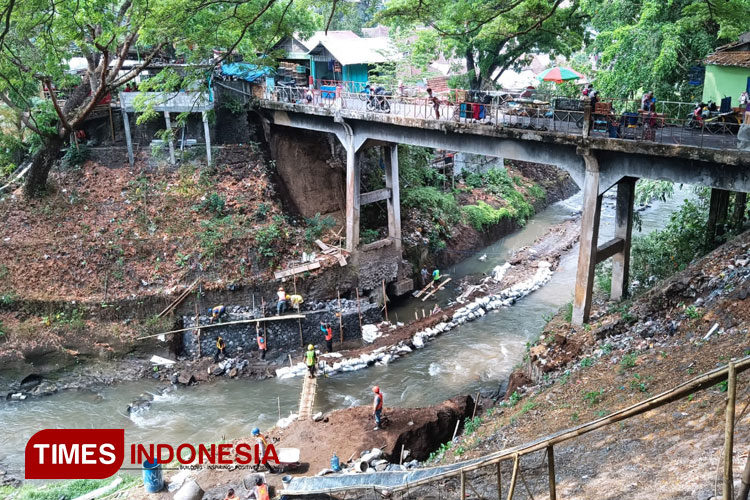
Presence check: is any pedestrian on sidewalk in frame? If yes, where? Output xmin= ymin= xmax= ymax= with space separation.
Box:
xmin=214 ymin=336 xmax=226 ymax=362
xmin=325 ymin=323 xmax=334 ymax=353
xmin=372 ymin=386 xmax=384 ymax=430
xmin=276 ymin=287 xmax=288 ymax=315
xmin=305 ymin=344 xmax=317 ymax=378
xmin=256 ymin=326 xmax=267 ymax=360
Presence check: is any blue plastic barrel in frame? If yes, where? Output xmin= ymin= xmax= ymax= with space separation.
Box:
xmin=142 ymin=459 xmax=163 ymax=493
xmin=331 ymin=453 xmax=340 ymax=472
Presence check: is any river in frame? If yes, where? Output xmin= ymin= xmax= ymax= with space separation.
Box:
xmin=0 ymin=186 xmax=693 ymax=477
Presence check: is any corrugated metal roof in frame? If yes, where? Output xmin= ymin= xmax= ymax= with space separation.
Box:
xmin=704 ymin=51 xmax=750 ymax=69
xmin=307 ymin=37 xmax=400 ymax=66
xmin=298 ymin=30 xmax=360 ymax=51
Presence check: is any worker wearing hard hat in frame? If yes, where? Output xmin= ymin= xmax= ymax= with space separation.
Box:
xmin=372 ymin=386 xmax=384 ymax=431
xmin=305 ymin=344 xmax=317 ymax=378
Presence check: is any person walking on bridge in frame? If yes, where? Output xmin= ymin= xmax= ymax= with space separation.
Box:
xmin=305 ymin=344 xmax=317 ymax=378
xmin=256 ymin=325 xmax=267 ymax=360
xmin=372 ymin=386 xmax=384 ymax=430
xmin=432 ymin=269 xmax=441 ymax=283
xmin=426 ymin=88 xmax=440 ymax=119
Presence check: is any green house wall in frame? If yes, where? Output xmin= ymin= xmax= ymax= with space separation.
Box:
xmin=702 ymin=64 xmax=750 ymax=104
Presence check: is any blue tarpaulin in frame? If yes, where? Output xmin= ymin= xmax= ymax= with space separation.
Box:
xmin=221 ymin=63 xmax=272 ymax=82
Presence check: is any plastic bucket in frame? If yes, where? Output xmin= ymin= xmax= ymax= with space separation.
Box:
xmin=142 ymin=459 xmax=163 ymax=493
xmin=282 ymin=475 xmax=293 ymax=488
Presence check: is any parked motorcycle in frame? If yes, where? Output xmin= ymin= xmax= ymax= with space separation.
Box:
xmin=363 ymin=85 xmax=391 ymax=113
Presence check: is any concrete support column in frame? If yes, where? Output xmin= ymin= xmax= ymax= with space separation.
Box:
xmin=121 ymin=106 xmax=134 ymax=166
xmin=345 ymin=145 xmax=360 ymax=252
xmin=707 ymin=188 xmax=730 ymax=245
xmin=572 ymin=153 xmax=603 ymax=326
xmin=202 ymin=111 xmax=212 ymax=165
xmin=164 ymin=112 xmax=176 ymax=165
xmin=385 ymin=145 xmax=402 ymax=252
xmin=611 ymin=177 xmax=637 ymax=301
xmin=732 ymin=192 xmax=747 ymax=231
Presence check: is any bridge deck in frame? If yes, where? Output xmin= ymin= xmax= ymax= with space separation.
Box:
xmin=298 ymin=372 xmax=318 ymax=420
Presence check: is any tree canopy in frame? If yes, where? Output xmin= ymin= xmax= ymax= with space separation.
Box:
xmin=0 ymin=0 xmax=321 ymax=195
xmin=378 ymin=0 xmax=588 ymax=89
xmin=584 ymin=0 xmax=750 ymax=100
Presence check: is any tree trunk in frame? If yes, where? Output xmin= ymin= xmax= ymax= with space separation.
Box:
xmin=24 ymin=135 xmax=64 ymax=197
xmin=465 ymin=47 xmax=481 ymax=90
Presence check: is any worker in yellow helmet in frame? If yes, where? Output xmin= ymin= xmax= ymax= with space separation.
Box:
xmin=305 ymin=344 xmax=317 ymax=378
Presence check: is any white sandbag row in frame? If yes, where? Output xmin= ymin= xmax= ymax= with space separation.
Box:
xmin=275 ymin=262 xmax=555 ymax=380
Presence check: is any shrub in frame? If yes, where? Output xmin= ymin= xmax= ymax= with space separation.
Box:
xmin=195 ymin=193 xmax=226 ymax=215
xmin=62 ymin=144 xmax=89 ymax=168
xmin=255 ymin=223 xmax=283 ymax=259
xmin=462 ymin=201 xmax=512 ymax=231
xmin=304 ymin=213 xmax=336 ymax=244
xmin=583 ymin=389 xmax=604 ymax=406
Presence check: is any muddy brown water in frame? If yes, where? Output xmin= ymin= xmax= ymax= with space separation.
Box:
xmin=0 ymin=187 xmax=694 ymax=479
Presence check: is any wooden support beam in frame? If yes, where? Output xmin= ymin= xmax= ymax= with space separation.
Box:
xmin=724 ymin=361 xmax=737 ymax=500
xmin=157 ymin=279 xmax=200 ymax=317
xmin=274 ymin=261 xmax=321 ymax=279
xmin=547 ymin=445 xmax=556 ymax=500
xmin=360 ymin=188 xmax=392 ymax=205
xmin=460 ymin=471 xmax=466 ymax=500
xmin=496 ymin=461 xmax=502 ymax=500
xmin=595 ymin=238 xmax=625 ymax=264
xmin=422 ymin=278 xmax=451 ymax=302
xmin=137 ymin=314 xmax=305 ymax=340
xmin=507 ymin=456 xmax=519 ymax=500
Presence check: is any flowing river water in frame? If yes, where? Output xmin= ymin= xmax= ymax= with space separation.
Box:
xmin=0 ymin=187 xmax=694 ymax=477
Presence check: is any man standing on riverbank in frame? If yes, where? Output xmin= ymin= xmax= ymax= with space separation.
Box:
xmin=432 ymin=269 xmax=441 ymax=283
xmin=420 ymin=267 xmax=428 ymax=287
xmin=372 ymin=386 xmax=384 ymax=430
xmin=325 ymin=323 xmax=334 ymax=352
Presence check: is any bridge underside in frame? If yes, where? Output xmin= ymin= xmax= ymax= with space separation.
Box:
xmin=263 ymin=106 xmax=750 ymax=325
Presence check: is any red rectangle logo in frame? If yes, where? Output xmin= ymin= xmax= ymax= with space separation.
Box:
xmin=25 ymin=429 xmax=125 ymax=479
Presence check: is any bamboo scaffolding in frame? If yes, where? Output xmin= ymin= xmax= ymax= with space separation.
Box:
xmin=157 ymin=279 xmax=200 ymax=317
xmin=422 ymin=278 xmax=451 ymax=302
xmin=724 ymin=361 xmax=737 ymax=500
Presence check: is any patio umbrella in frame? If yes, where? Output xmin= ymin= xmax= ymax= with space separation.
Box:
xmin=536 ymin=67 xmax=584 ymax=84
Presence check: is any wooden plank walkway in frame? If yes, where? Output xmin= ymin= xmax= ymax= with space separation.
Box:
xmin=298 ymin=373 xmax=318 ymax=420
xmin=422 ymin=278 xmax=452 ymax=301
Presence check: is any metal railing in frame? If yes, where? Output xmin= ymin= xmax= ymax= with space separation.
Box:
xmin=282 ymin=355 xmax=749 ymax=498
xmin=265 ymin=81 xmax=747 ymax=152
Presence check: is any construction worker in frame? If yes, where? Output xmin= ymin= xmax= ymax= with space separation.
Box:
xmin=251 ymin=428 xmax=276 ymax=473
xmin=325 ymin=323 xmax=334 ymax=353
xmin=276 ymin=287 xmax=288 ymax=315
xmin=432 ymin=269 xmax=441 ymax=283
xmin=420 ymin=267 xmax=428 ymax=287
xmin=208 ymin=305 xmax=226 ymax=324
xmin=256 ymin=327 xmax=267 ymax=360
xmin=214 ymin=336 xmax=226 ymax=362
xmin=305 ymin=344 xmax=317 ymax=378
xmin=289 ymin=293 xmax=304 ymax=312
xmin=223 ymin=488 xmax=240 ymax=500
xmin=372 ymin=386 xmax=384 ymax=431
xmin=248 ymin=477 xmax=270 ymax=500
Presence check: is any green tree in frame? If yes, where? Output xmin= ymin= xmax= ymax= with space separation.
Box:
xmin=379 ymin=0 xmax=588 ymax=90
xmin=584 ymin=0 xmax=750 ymax=100
xmin=0 ymin=0 xmax=321 ymax=197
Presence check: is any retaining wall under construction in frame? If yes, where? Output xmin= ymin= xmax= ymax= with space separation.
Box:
xmin=181 ymin=300 xmax=381 ymax=358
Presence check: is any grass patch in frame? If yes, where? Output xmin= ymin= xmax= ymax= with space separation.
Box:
xmin=0 ymin=476 xmax=139 ymax=500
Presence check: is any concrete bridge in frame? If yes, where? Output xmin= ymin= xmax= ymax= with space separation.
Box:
xmin=257 ymin=93 xmax=750 ymax=325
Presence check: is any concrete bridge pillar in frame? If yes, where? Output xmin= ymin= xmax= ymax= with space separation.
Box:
xmin=345 ymin=144 xmax=361 ymax=252
xmin=707 ymin=188 xmax=731 ymax=246
xmin=385 ymin=145 xmax=402 ymax=251
xmin=611 ymin=177 xmax=636 ymax=301
xmin=573 ymin=153 xmax=603 ymax=325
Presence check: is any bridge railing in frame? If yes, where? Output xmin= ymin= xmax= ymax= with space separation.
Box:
xmin=266 ymin=83 xmax=746 ymax=152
